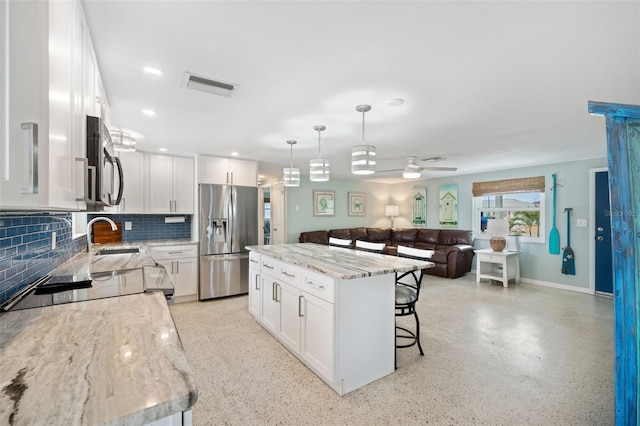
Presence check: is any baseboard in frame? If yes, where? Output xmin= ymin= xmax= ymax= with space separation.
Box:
xmin=471 ymin=269 xmax=593 ymax=294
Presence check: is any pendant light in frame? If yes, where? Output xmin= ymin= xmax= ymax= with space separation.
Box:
xmin=283 ymin=140 xmax=300 ymax=187
xmin=351 ymin=104 xmax=376 ymax=174
xmin=310 ymin=125 xmax=329 ymax=182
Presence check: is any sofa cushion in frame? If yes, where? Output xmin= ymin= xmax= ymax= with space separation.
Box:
xmin=416 ymin=229 xmax=440 ymax=245
xmin=367 ymin=227 xmax=391 ymax=242
xmin=438 ymin=230 xmax=474 ymax=246
xmin=299 ymin=230 xmax=329 ymax=244
xmin=392 ymin=228 xmax=418 ymax=244
xmin=329 ymin=228 xmax=351 ymax=240
xmin=350 ymin=227 xmax=368 ymax=242
xmin=429 ymin=250 xmax=448 ymax=264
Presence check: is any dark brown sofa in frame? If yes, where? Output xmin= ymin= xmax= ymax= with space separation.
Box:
xmin=299 ymin=227 xmax=475 ymax=279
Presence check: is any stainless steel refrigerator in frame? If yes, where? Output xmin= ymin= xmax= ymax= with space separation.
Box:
xmin=199 ymin=184 xmax=258 ymax=300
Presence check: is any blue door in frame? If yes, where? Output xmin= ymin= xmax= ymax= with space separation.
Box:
xmin=594 ymin=171 xmax=613 ymax=294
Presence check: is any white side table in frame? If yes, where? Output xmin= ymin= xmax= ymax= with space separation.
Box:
xmin=475 ymin=249 xmax=521 ymax=288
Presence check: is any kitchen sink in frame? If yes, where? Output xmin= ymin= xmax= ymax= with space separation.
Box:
xmin=95 ymin=247 xmax=140 ymax=255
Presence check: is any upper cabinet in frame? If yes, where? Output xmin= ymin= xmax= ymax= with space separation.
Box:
xmin=0 ymin=0 xmax=105 ymax=211
xmin=147 ymin=154 xmax=194 ymax=214
xmin=199 ymin=155 xmax=257 ymax=187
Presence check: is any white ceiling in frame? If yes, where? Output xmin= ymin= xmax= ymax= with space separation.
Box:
xmin=82 ymin=1 xmax=640 ymax=183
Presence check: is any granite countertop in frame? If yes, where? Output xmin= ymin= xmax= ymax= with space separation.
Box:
xmin=0 ymin=291 xmax=197 ymax=425
xmin=246 ymin=243 xmax=434 ymax=280
xmin=0 ymin=241 xmax=199 ymax=425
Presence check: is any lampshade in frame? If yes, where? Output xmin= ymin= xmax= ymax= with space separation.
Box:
xmin=283 ymin=140 xmax=300 ymax=187
xmin=385 ymin=205 xmax=400 ymax=217
xmin=486 ymin=218 xmax=509 ymax=235
xmin=310 ymin=125 xmax=329 ymax=182
xmin=402 ymin=167 xmax=421 ymax=179
xmin=351 ymin=105 xmax=376 ymax=175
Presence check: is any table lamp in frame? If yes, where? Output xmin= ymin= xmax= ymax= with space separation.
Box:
xmin=486 ymin=218 xmax=509 ymax=252
xmin=385 ymin=205 xmax=399 ymax=228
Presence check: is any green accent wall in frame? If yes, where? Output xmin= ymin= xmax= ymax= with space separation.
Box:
xmin=285 ymin=157 xmax=607 ymax=290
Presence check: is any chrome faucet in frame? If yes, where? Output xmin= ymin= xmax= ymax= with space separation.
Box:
xmin=87 ymin=216 xmax=117 ymax=252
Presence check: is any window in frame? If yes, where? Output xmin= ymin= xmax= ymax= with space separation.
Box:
xmin=472 ymin=176 xmax=546 ymax=244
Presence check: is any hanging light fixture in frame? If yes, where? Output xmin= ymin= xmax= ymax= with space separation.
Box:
xmin=283 ymin=140 xmax=300 ymax=187
xmin=110 ymin=129 xmax=137 ymax=152
xmin=310 ymin=125 xmax=329 ymax=182
xmin=351 ymin=104 xmax=375 ymax=174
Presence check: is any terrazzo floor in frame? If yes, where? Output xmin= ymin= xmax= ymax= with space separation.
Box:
xmin=169 ymin=274 xmax=614 ymax=426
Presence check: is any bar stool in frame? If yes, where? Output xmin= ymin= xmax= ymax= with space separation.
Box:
xmin=329 ymin=237 xmax=352 ymax=248
xmin=395 ymin=245 xmax=433 ymax=368
xmin=354 ymin=240 xmax=386 ymax=253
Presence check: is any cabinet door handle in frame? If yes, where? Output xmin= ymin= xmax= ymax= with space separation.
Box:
xmin=272 ymin=282 xmax=277 ymax=301
xmin=20 ymin=122 xmax=39 ymax=194
xmin=226 ymin=171 xmax=230 ymax=184
xmin=230 ymin=172 xmax=234 ymax=185
xmin=75 ymin=157 xmax=89 ymax=201
xmin=298 ymin=295 xmax=304 ymax=317
xmin=255 ymin=274 xmax=260 ymax=290
xmin=305 ymin=280 xmax=324 ymax=289
xmin=175 ymin=260 xmax=179 ymax=274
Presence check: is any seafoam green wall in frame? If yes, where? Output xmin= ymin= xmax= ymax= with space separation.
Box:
xmin=285 ymin=157 xmax=607 ymax=289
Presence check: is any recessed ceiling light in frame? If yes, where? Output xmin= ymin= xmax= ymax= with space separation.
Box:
xmin=231 ymin=151 xmax=239 ymax=156
xmin=143 ymin=66 xmax=163 ymax=76
xmin=387 ymin=98 xmax=404 ymax=107
xmin=159 ymin=148 xmax=167 ymax=152
xmin=142 ymin=109 xmax=156 ymax=116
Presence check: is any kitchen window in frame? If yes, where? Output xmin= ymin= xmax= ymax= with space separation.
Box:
xmin=472 ymin=176 xmax=546 ymax=244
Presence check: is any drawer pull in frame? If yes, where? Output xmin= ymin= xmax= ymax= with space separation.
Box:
xmin=263 ymin=263 xmax=274 ymax=269
xmin=305 ymin=280 xmax=324 ymax=289
xmin=282 ymin=271 xmax=296 ymax=278
xmin=250 ymin=259 xmax=259 ymax=264
xmin=168 ymin=251 xmax=185 ymax=254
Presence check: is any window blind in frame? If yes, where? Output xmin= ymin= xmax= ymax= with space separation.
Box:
xmin=472 ymin=176 xmax=545 ymax=197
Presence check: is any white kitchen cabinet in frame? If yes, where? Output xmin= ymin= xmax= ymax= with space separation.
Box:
xmin=1 ymin=0 xmax=90 ymax=210
xmin=256 ymin=255 xmax=336 ymax=383
xmin=248 ymin=252 xmax=261 ymax=318
xmin=116 ymin=150 xmax=144 ymax=213
xmin=198 ymin=155 xmax=257 ymax=187
xmin=147 ymin=154 xmax=194 ymax=214
xmin=150 ymin=244 xmax=198 ymax=303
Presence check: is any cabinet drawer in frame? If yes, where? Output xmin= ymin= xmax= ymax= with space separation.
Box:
xmin=278 ymin=262 xmax=302 ymax=286
xmin=249 ymin=251 xmax=261 ymax=267
xmin=261 ymin=256 xmax=278 ymax=278
xmin=150 ymin=244 xmax=198 ymax=260
xmin=301 ymin=270 xmax=334 ymax=303
xmin=478 ymin=253 xmax=504 ymax=264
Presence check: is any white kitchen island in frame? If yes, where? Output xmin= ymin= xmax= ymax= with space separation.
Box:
xmin=245 ymin=243 xmax=432 ymax=395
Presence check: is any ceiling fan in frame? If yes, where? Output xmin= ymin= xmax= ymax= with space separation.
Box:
xmin=378 ymin=156 xmax=458 ymax=178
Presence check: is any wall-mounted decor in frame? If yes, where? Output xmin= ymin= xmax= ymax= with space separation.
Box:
xmin=439 ymin=184 xmax=458 ymax=227
xmin=348 ymin=192 xmax=366 ymax=216
xmin=412 ymin=188 xmax=427 ymax=225
xmin=313 ymin=190 xmax=335 ymax=216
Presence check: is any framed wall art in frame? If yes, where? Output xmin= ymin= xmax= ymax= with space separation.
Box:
xmin=439 ymin=184 xmax=458 ymax=227
xmin=411 ymin=188 xmax=427 ymax=225
xmin=348 ymin=192 xmax=366 ymax=216
xmin=313 ymin=190 xmax=335 ymax=216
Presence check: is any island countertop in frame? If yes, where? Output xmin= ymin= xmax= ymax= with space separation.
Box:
xmin=246 ymin=243 xmax=433 ymax=280
xmin=0 ymin=291 xmax=197 ymax=425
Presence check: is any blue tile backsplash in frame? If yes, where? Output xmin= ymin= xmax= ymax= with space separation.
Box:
xmin=0 ymin=213 xmax=193 ymax=305
xmin=0 ymin=212 xmax=86 ymax=304
xmin=87 ymin=214 xmax=192 ymax=242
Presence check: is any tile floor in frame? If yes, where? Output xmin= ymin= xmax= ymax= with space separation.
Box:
xmin=169 ymin=274 xmax=614 ymax=425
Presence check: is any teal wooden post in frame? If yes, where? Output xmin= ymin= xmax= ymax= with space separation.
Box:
xmin=588 ymin=101 xmax=640 ymax=425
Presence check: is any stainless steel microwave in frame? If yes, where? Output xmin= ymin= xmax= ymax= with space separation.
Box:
xmin=85 ymin=115 xmax=124 ymax=211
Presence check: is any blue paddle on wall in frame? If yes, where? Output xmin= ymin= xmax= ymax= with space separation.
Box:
xmin=562 ymin=207 xmax=575 ymax=275
xmin=549 ymin=173 xmax=561 ymax=254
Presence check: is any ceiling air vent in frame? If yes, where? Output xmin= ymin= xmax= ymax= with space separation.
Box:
xmin=182 ymin=72 xmax=237 ymax=97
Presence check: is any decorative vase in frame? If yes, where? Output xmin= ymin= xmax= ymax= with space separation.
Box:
xmin=490 ymin=236 xmax=506 ymax=252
